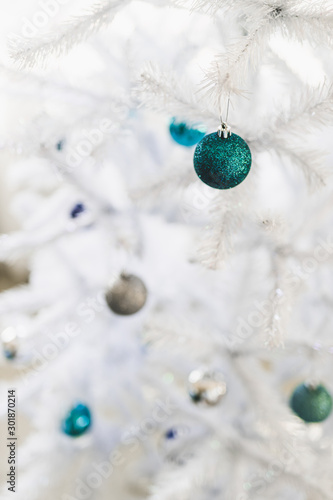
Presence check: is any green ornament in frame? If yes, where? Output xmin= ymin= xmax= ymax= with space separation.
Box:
xmin=193 ymin=128 xmax=251 ymax=190
xmin=290 ymin=383 xmax=332 ymax=423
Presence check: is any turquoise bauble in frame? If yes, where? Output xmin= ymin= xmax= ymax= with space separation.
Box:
xmin=169 ymin=118 xmax=206 ymax=147
xmin=290 ymin=383 xmax=332 ymax=423
xmin=61 ymin=403 xmax=92 ymax=437
xmin=193 ymin=132 xmax=252 ymax=189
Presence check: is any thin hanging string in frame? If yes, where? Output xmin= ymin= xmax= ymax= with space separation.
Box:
xmin=218 ymin=94 xmax=232 ymax=138
xmin=219 ymin=93 xmax=231 ymax=125
xmin=225 ymin=93 xmax=230 ymax=123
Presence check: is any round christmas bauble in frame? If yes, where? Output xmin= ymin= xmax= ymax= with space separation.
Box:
xmin=105 ymin=273 xmax=147 ymax=316
xmin=188 ymin=368 xmax=227 ymax=405
xmin=193 ymin=132 xmax=251 ymax=189
xmin=290 ymin=383 xmax=332 ymax=423
xmin=62 ymin=403 xmax=92 ymax=437
xmin=169 ymin=118 xmax=206 ymax=147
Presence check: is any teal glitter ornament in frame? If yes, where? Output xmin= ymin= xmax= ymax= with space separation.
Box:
xmin=193 ymin=123 xmax=251 ymax=189
xmin=290 ymin=383 xmax=332 ymax=423
xmin=61 ymin=403 xmax=92 ymax=437
xmin=169 ymin=118 xmax=206 ymax=147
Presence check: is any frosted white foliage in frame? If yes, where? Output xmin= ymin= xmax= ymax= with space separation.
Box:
xmin=1 ymin=1 xmax=333 ymax=500
xmin=8 ymin=0 xmax=130 ymax=68
xmin=201 ymin=1 xmax=333 ymax=104
xmin=136 ymin=63 xmax=217 ymax=125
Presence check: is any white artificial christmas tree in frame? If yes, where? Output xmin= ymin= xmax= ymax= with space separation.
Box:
xmin=1 ymin=1 xmax=333 ymax=499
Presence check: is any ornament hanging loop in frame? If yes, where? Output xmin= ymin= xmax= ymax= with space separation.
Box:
xmin=218 ymin=95 xmax=231 ymax=139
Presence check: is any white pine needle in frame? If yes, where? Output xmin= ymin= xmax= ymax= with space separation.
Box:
xmin=8 ymin=0 xmax=129 ymax=68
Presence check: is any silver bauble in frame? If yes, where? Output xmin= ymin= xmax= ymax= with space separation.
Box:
xmin=105 ymin=273 xmax=147 ymax=316
xmin=188 ymin=368 xmax=227 ymax=405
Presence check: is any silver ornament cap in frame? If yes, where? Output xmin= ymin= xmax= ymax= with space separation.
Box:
xmin=105 ymin=273 xmax=147 ymax=316
xmin=188 ymin=368 xmax=227 ymax=405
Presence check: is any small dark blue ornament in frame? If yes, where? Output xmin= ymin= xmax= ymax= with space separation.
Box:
xmin=290 ymin=383 xmax=332 ymax=423
xmin=169 ymin=118 xmax=206 ymax=147
xmin=70 ymin=203 xmax=85 ymax=219
xmin=61 ymin=403 xmax=92 ymax=437
xmin=165 ymin=428 xmax=177 ymax=439
xmin=193 ymin=124 xmax=251 ymax=189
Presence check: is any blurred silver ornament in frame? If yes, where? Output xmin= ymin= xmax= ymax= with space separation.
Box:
xmin=188 ymin=368 xmax=227 ymax=405
xmin=1 ymin=327 xmax=18 ymax=360
xmin=105 ymin=273 xmax=147 ymax=315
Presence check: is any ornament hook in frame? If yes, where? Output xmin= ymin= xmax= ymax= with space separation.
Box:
xmin=218 ymin=95 xmax=231 ymax=139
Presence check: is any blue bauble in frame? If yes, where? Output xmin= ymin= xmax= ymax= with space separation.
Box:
xmin=61 ymin=403 xmax=92 ymax=437
xmin=290 ymin=383 xmax=332 ymax=423
xmin=165 ymin=428 xmax=177 ymax=439
xmin=193 ymin=132 xmax=252 ymax=189
xmin=169 ymin=118 xmax=206 ymax=147
xmin=70 ymin=203 xmax=85 ymax=219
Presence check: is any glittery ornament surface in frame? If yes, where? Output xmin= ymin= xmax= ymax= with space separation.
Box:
xmin=169 ymin=118 xmax=206 ymax=147
xmin=62 ymin=403 xmax=92 ymax=437
xmin=193 ymin=132 xmax=252 ymax=189
xmin=105 ymin=273 xmax=147 ymax=315
xmin=290 ymin=384 xmax=332 ymax=423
